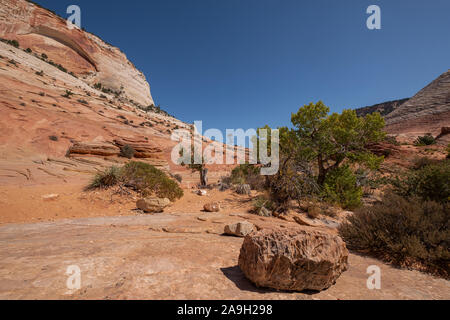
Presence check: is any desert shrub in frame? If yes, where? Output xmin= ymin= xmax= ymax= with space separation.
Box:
xmin=48 ymin=135 xmax=58 ymax=141
xmin=266 ymin=156 xmax=319 ymax=212
xmin=173 ymin=174 xmax=183 ymax=183
xmin=235 ymin=184 xmax=251 ymax=195
xmin=62 ymin=90 xmax=73 ymax=98
xmin=87 ymin=162 xmax=183 ymax=201
xmin=119 ymin=145 xmax=135 ymax=159
xmin=339 ymin=193 xmax=449 ymax=278
xmin=322 ymin=165 xmax=363 ymax=210
xmin=446 ymin=144 xmax=450 ymax=159
xmin=229 ymin=164 xmax=266 ymax=190
xmin=412 ymin=157 xmax=441 ymax=170
xmin=0 ymin=38 xmax=19 ymax=48
xmin=41 ymin=53 xmax=48 ymax=60
xmin=35 ymin=70 xmax=44 ymax=76
xmin=77 ymin=99 xmax=88 ymax=105
xmin=25 ymin=48 xmax=32 ymax=53
xmin=414 ymin=134 xmax=436 ymax=146
xmin=121 ymin=161 xmax=183 ymax=201
xmin=392 ymin=160 xmax=450 ymax=203
xmin=87 ymin=166 xmax=121 ymax=190
xmin=252 ymin=195 xmax=275 ymax=213
xmin=385 ymin=135 xmax=400 ymax=146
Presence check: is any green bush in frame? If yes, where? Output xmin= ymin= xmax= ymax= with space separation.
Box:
xmin=0 ymin=38 xmax=19 ymax=48
xmin=414 ymin=134 xmax=436 ymax=146
xmin=412 ymin=157 xmax=440 ymax=170
xmin=322 ymin=165 xmax=363 ymax=210
xmin=252 ymin=195 xmax=275 ymax=213
xmin=87 ymin=162 xmax=184 ymax=201
xmin=119 ymin=145 xmax=135 ymax=159
xmin=339 ymin=193 xmax=449 ymax=278
xmin=121 ymin=162 xmax=183 ymax=201
xmin=229 ymin=164 xmax=266 ymax=190
xmin=392 ymin=160 xmax=450 ymax=203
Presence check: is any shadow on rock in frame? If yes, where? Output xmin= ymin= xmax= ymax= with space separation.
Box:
xmin=220 ymin=265 xmax=321 ymax=296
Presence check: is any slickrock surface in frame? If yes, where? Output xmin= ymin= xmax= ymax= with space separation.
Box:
xmin=0 ymin=214 xmax=448 ymax=300
xmin=0 ymin=0 xmax=153 ymax=106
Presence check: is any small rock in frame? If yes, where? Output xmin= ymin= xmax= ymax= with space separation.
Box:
xmin=293 ymin=215 xmax=325 ymax=228
xmin=224 ymin=221 xmax=255 ymax=237
xmin=42 ymin=194 xmax=59 ymax=201
xmin=204 ymin=202 xmax=221 ymax=212
xmin=136 ymin=197 xmax=171 ymax=213
xmin=197 ymin=190 xmax=207 ymax=196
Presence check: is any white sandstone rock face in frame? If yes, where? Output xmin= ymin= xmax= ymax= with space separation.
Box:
xmin=239 ymin=228 xmax=349 ymax=292
xmin=224 ymin=221 xmax=255 ymax=238
xmin=0 ymin=0 xmax=154 ymax=106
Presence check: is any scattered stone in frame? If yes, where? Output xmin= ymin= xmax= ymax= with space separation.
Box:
xmin=236 ymin=184 xmax=251 ymax=195
xmin=224 ymin=221 xmax=255 ymax=237
xmin=136 ymin=197 xmax=171 ymax=213
xmin=196 ymin=190 xmax=207 ymax=196
xmin=203 ymin=202 xmax=220 ymax=212
xmin=238 ymin=228 xmax=349 ymax=292
xmin=197 ymin=216 xmax=208 ymax=222
xmin=294 ymin=214 xmax=328 ymax=227
xmin=42 ymin=194 xmax=59 ymax=201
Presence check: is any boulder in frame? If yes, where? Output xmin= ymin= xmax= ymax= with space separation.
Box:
xmin=224 ymin=221 xmax=255 ymax=237
xmin=238 ymin=228 xmax=348 ymax=292
xmin=203 ymin=202 xmax=221 ymax=212
xmin=136 ymin=197 xmax=171 ymax=213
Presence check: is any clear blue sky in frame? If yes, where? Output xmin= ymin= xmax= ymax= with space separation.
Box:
xmin=35 ymin=0 xmax=450 ymax=134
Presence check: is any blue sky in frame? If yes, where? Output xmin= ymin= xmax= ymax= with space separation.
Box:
xmin=35 ymin=0 xmax=450 ymax=135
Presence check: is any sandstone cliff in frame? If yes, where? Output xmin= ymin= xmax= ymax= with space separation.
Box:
xmin=385 ymin=70 xmax=450 ymax=136
xmin=356 ymin=70 xmax=450 ymax=139
xmin=0 ymin=0 xmax=154 ymax=106
xmin=356 ymin=98 xmax=410 ymax=118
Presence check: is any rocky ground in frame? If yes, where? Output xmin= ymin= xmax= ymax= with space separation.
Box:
xmin=0 ymin=213 xmax=449 ymax=300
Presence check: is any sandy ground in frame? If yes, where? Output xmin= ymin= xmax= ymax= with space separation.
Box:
xmin=0 ymin=182 xmax=257 ymax=225
xmin=0 ymin=213 xmax=449 ymax=300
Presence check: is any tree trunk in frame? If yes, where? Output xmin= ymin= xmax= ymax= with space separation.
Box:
xmin=200 ymin=168 xmax=208 ymax=186
xmin=317 ymin=155 xmax=326 ymax=186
